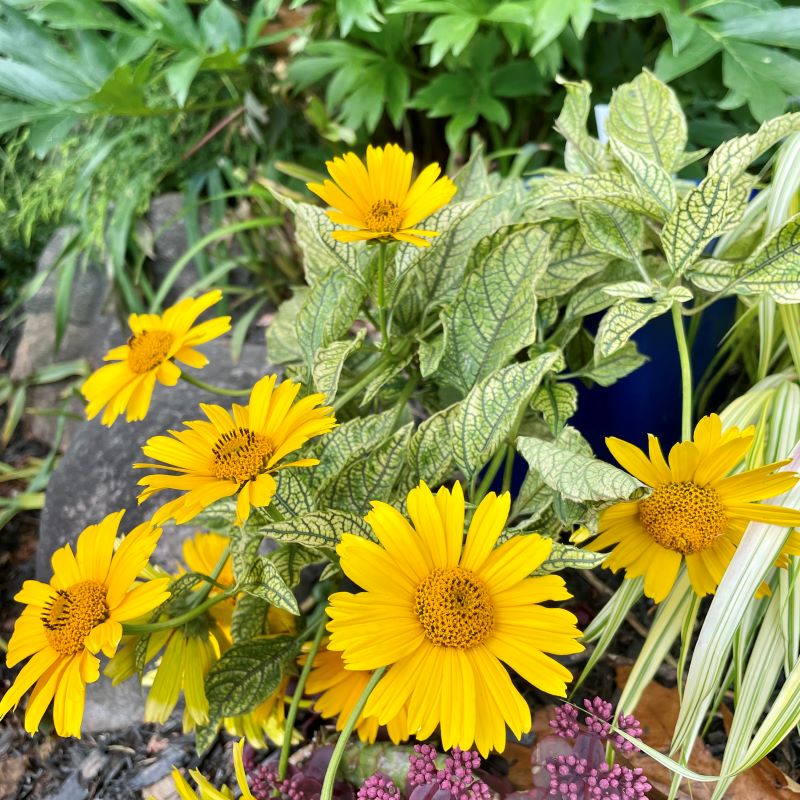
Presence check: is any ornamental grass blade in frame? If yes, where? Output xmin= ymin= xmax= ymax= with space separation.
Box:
xmin=671 ymin=442 xmax=800 ymax=757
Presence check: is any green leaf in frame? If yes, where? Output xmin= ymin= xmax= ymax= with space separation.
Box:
xmin=419 ymin=13 xmax=479 ymax=66
xmin=312 ymin=329 xmax=366 ymax=403
xmin=610 ymin=139 xmax=677 ymax=215
xmin=230 ymin=592 xmax=269 ymax=642
xmin=535 ymin=172 xmax=668 ymax=220
xmin=708 ymin=111 xmax=800 ymax=179
xmin=253 ymin=509 xmax=374 ymax=547
xmin=734 ymin=212 xmax=800 ymax=301
xmin=606 ymin=69 xmax=687 ymax=171
xmin=320 ymin=423 xmax=413 ymax=513
xmin=594 ymin=298 xmax=672 ymax=360
xmin=579 ymin=340 xmax=649 ymax=386
xmin=407 ymin=403 xmax=459 ymax=486
xmin=295 ymin=266 xmax=366 ymax=367
xmin=313 ymin=409 xmax=396 ymax=490
xmin=273 ymin=469 xmax=315 ymax=517
xmin=205 ymin=635 xmax=297 ymax=717
xmin=553 ymin=77 xmax=607 ymax=173
xmin=531 ymin=382 xmax=578 ymax=432
xmin=392 ymin=198 xmax=499 ymax=326
xmin=517 ymin=436 xmax=641 ymax=502
xmin=165 ymin=55 xmax=203 ymax=107
xmin=337 ymin=0 xmax=384 ymax=36
xmin=578 ymin=202 xmax=643 ymax=262
xmin=655 ymin=24 xmax=721 ymax=82
xmin=452 ymin=352 xmax=564 ymax=479
xmin=269 ymin=543 xmax=325 ymax=587
xmin=537 ymin=219 xmax=610 ymax=299
xmin=536 ymin=540 xmax=606 ymax=573
xmin=360 ymin=356 xmax=412 ymax=406
xmin=266 ymin=289 xmax=308 ymax=365
xmin=238 ymin=555 xmax=300 ymax=614
xmin=199 ymin=0 xmax=242 ymax=51
xmin=418 ymin=334 xmax=446 ymax=378
xmin=661 ymin=175 xmax=751 ymax=275
xmin=276 ymin=197 xmax=365 ymax=287
xmin=436 ymin=225 xmax=551 ymax=394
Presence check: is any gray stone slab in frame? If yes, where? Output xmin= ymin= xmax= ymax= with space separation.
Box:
xmin=38 ymin=338 xmax=270 ymax=579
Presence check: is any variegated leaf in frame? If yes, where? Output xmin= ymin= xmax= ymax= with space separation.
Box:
xmin=611 ymin=139 xmax=677 ymax=215
xmin=407 ymin=403 xmax=459 ymax=486
xmin=452 ymin=352 xmax=564 ymax=479
xmin=606 ymin=69 xmax=687 ymax=172
xmin=554 ymin=77 xmax=607 ymax=173
xmin=734 ymin=213 xmax=800 ymax=301
xmin=538 ymin=219 xmax=609 ymax=298
xmin=578 ymin=202 xmax=644 ymax=262
xmin=312 ymin=329 xmax=366 ymax=403
xmin=437 ymin=225 xmax=551 ymax=393
xmin=594 ymin=298 xmax=672 ymax=360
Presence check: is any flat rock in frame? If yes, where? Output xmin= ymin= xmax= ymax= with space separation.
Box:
xmin=37 ymin=337 xmax=271 ymax=733
xmin=10 ymin=226 xmax=113 ymax=450
xmin=38 ymin=338 xmax=270 ymax=578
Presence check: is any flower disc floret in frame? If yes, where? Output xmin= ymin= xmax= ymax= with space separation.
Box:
xmin=639 ymin=482 xmax=727 ymax=554
xmin=415 ymin=568 xmax=494 ymax=649
xmin=127 ymin=330 xmax=174 ymax=373
xmin=212 ymin=428 xmax=274 ymax=484
xmin=43 ymin=582 xmax=109 ymax=656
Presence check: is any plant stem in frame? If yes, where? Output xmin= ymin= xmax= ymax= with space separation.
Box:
xmin=279 ymin=617 xmax=327 ymax=780
xmin=671 ymin=303 xmax=693 ymax=440
xmin=501 ymin=445 xmax=515 ymax=495
xmin=180 ymin=372 xmax=251 ymax=397
xmin=333 ymin=358 xmax=387 ymax=411
xmin=122 ymin=589 xmax=235 ymax=635
xmin=473 ymin=447 xmax=507 ymax=505
xmin=376 ymin=243 xmax=389 ymax=349
xmin=390 ymin=376 xmax=417 ymax=431
xmin=191 ymin=543 xmax=230 ymax=608
xmin=320 ymin=666 xmax=386 ymax=800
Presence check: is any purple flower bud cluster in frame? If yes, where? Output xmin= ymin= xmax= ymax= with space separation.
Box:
xmin=358 ymin=773 xmax=402 ymax=800
xmin=247 ymin=747 xmax=354 ymax=800
xmin=549 ymin=698 xmax=643 ymax=755
xmin=407 ymin=745 xmax=491 ymax=800
xmin=545 ymin=756 xmax=650 ymax=800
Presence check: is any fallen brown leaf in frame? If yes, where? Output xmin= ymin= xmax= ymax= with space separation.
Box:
xmin=616 ymin=665 xmax=799 ymax=799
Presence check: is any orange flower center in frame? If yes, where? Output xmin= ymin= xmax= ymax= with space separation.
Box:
xmin=639 ymin=481 xmax=727 ymax=555
xmin=127 ymin=330 xmax=174 ymax=373
xmin=42 ymin=581 xmax=109 ymax=656
xmin=365 ymin=200 xmax=404 ymax=233
xmin=415 ymin=567 xmax=494 ymax=649
xmin=212 ymin=427 xmax=273 ymax=484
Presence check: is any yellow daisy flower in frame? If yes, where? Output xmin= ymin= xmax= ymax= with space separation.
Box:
xmin=0 ymin=511 xmax=170 ymax=737
xmin=166 ymin=739 xmax=255 ymax=800
xmin=135 ymin=374 xmax=336 ymax=525
xmin=81 ymin=290 xmax=231 ymax=427
xmin=326 ymin=481 xmax=584 ymax=756
xmin=307 ymin=143 xmax=457 ymax=247
xmin=304 ymin=641 xmax=409 ymax=745
xmin=588 ymin=414 xmax=800 ymax=603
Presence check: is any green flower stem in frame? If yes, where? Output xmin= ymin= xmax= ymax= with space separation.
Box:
xmin=501 ymin=445 xmax=515 ymax=495
xmin=320 ymin=666 xmax=387 ymax=800
xmin=279 ymin=616 xmax=327 ymax=780
xmin=671 ymin=303 xmax=693 ymax=441
xmin=179 ymin=372 xmax=251 ymax=397
xmin=333 ymin=358 xmax=387 ymax=411
xmin=473 ymin=447 xmax=508 ymax=505
xmin=376 ymin=243 xmax=389 ymax=349
xmin=190 ymin=543 xmax=231 ymax=608
xmin=390 ymin=376 xmax=418 ymax=432
xmin=121 ymin=589 xmax=235 ymax=635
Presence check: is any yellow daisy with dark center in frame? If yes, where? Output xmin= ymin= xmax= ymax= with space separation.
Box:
xmin=135 ymin=374 xmax=336 ymax=525
xmin=326 ymin=481 xmax=583 ymax=756
xmin=81 ymin=290 xmax=231 ymax=426
xmin=307 ymin=143 xmax=457 ymax=247
xmin=588 ymin=414 xmax=800 ymax=602
xmin=0 ymin=511 xmax=169 ymax=737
